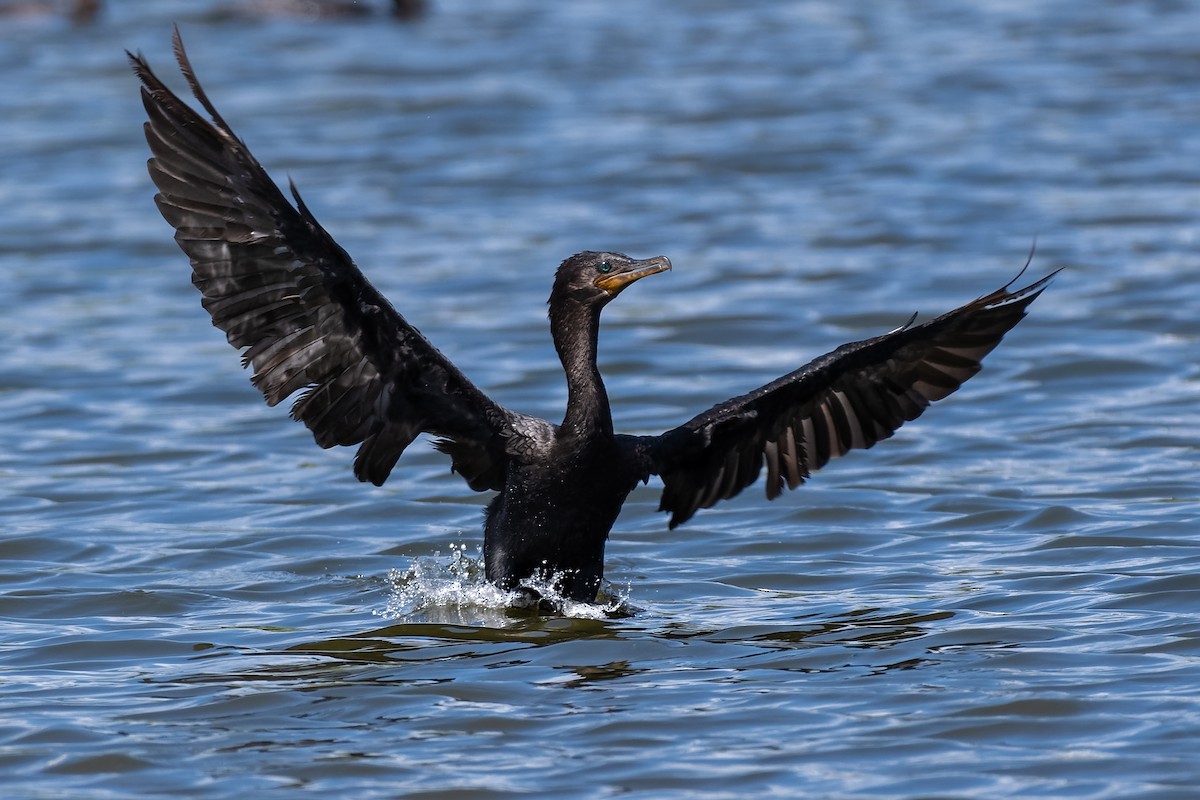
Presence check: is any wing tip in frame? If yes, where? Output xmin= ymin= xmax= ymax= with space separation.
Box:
xmin=991 ymin=241 xmax=1063 ymax=307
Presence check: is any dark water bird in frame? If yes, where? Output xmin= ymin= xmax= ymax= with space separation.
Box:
xmin=129 ymin=31 xmax=1055 ymax=607
xmin=0 ymin=0 xmax=99 ymax=23
xmin=213 ymin=0 xmax=423 ymax=20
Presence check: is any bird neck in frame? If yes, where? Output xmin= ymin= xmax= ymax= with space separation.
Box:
xmin=550 ymin=300 xmax=613 ymax=438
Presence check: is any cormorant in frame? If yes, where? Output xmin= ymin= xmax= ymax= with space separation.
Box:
xmin=0 ymin=0 xmax=99 ymax=23
xmin=129 ymin=31 xmax=1054 ymax=606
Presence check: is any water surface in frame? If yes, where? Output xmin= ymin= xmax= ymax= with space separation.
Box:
xmin=2 ymin=1 xmax=1199 ymax=797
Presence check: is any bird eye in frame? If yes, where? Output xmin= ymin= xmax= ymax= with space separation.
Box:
xmin=598 ymin=261 xmax=613 ymax=274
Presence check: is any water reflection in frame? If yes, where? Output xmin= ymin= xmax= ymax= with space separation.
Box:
xmin=261 ymin=603 xmax=956 ymax=679
xmin=286 ymin=616 xmax=623 ymax=665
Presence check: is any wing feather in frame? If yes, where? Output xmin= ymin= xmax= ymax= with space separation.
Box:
xmin=628 ymin=269 xmax=1056 ymax=528
xmin=129 ymin=30 xmax=516 ymax=489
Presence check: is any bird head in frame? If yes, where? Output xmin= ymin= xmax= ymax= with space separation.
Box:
xmin=550 ymin=251 xmax=672 ymax=309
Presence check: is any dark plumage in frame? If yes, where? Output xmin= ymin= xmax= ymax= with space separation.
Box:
xmin=130 ymin=31 xmax=1055 ymax=606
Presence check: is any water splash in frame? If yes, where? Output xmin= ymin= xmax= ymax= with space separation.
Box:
xmin=377 ymin=543 xmax=632 ymax=623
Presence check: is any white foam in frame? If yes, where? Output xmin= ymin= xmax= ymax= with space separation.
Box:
xmin=377 ymin=543 xmax=632 ymax=623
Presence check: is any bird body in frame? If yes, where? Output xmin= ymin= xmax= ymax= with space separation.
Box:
xmin=130 ymin=31 xmax=1054 ymax=607
xmin=485 ymin=431 xmax=636 ymax=601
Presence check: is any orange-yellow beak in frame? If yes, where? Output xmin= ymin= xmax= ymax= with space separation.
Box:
xmin=593 ymin=255 xmax=672 ymax=293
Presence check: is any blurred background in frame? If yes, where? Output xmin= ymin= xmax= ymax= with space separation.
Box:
xmin=1 ymin=1 xmax=1198 ymax=798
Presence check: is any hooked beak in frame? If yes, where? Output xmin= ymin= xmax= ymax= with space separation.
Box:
xmin=593 ymin=255 xmax=672 ymax=294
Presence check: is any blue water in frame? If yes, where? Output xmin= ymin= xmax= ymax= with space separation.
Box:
xmin=2 ymin=1 xmax=1199 ymax=797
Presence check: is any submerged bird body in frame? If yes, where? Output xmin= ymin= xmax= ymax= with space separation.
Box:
xmin=130 ymin=32 xmax=1055 ymax=605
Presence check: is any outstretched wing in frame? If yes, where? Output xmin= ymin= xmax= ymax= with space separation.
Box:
xmin=130 ymin=29 xmax=517 ymax=490
xmin=626 ymin=270 xmax=1056 ymax=527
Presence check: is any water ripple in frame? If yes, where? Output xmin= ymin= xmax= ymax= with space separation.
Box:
xmin=2 ymin=1 xmax=1200 ymax=797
